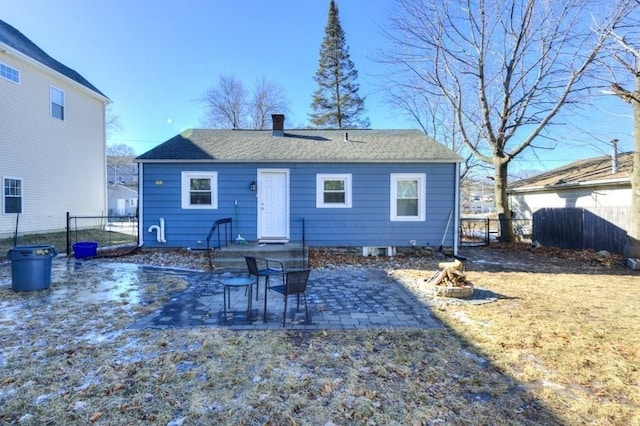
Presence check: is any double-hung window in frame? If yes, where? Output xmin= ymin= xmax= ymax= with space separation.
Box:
xmin=181 ymin=172 xmax=218 ymax=209
xmin=0 ymin=62 xmax=20 ymax=83
xmin=390 ymin=173 xmax=425 ymax=221
xmin=50 ymin=86 xmax=65 ymax=120
xmin=3 ymin=177 xmax=23 ymax=214
xmin=316 ymin=174 xmax=352 ymax=208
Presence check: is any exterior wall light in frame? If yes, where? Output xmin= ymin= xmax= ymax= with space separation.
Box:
xmin=250 ymin=181 xmax=257 ymax=191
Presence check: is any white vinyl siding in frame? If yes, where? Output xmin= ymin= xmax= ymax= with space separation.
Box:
xmin=316 ymin=173 xmax=352 ymax=208
xmin=0 ymin=53 xmax=106 ymax=238
xmin=509 ymin=186 xmax=633 ymax=220
xmin=181 ymin=171 xmax=218 ymax=209
xmin=390 ymin=173 xmax=426 ymax=221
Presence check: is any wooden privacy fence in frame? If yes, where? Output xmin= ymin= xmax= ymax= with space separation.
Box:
xmin=532 ymin=207 xmax=630 ymax=254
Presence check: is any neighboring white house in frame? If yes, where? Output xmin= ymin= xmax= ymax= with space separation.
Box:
xmin=0 ymin=20 xmax=109 ymax=238
xmin=107 ymin=156 xmax=138 ymax=185
xmin=107 ymin=183 xmax=138 ymax=217
xmin=508 ymin=151 xmax=633 ymax=219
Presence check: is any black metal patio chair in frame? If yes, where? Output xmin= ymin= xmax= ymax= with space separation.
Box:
xmin=269 ymin=269 xmax=311 ymax=326
xmin=244 ymin=256 xmax=285 ymax=301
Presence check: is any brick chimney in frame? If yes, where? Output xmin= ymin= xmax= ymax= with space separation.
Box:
xmin=272 ymin=114 xmax=285 ymax=137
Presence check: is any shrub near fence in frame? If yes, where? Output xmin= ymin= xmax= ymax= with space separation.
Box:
xmin=66 ymin=213 xmax=138 ymax=256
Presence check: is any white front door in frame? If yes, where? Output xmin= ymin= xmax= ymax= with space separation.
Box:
xmin=257 ymin=169 xmax=289 ymax=242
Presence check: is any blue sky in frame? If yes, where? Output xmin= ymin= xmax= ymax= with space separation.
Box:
xmin=2 ymin=0 xmax=634 ymax=174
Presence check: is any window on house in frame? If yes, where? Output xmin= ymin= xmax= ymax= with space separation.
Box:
xmin=3 ymin=177 xmax=23 ymax=214
xmin=50 ymin=86 xmax=65 ymax=120
xmin=181 ymin=172 xmax=218 ymax=209
xmin=390 ymin=173 xmax=425 ymax=221
xmin=0 ymin=62 xmax=19 ymax=83
xmin=316 ymin=174 xmax=352 ymax=208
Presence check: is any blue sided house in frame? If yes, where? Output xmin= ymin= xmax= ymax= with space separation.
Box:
xmin=135 ymin=115 xmax=462 ymax=255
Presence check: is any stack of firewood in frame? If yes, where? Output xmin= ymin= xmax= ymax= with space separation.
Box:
xmin=425 ymin=259 xmax=468 ymax=287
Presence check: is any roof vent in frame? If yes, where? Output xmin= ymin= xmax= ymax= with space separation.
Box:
xmin=272 ymin=114 xmax=285 ymax=137
xmin=344 ymin=132 xmax=349 ymax=142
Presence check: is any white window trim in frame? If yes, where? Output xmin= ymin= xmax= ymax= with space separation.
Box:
xmin=316 ymin=173 xmax=352 ymax=208
xmin=390 ymin=173 xmax=426 ymax=221
xmin=181 ymin=171 xmax=218 ymax=209
xmin=0 ymin=62 xmax=20 ymax=84
xmin=3 ymin=176 xmax=24 ymax=215
xmin=50 ymin=85 xmax=65 ymax=120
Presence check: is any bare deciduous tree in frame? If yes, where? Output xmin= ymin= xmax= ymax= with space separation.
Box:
xmin=199 ymin=74 xmax=247 ymax=129
xmin=386 ymin=84 xmax=478 ymax=184
xmin=249 ymin=75 xmax=290 ymax=130
xmin=606 ymin=1 xmax=640 ymax=258
xmin=381 ymin=0 xmax=633 ymax=242
xmin=106 ymin=106 xmax=123 ymax=138
xmin=106 ymin=143 xmax=137 ymax=184
xmin=199 ymin=74 xmax=290 ymax=130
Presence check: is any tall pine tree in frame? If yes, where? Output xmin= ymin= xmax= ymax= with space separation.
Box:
xmin=310 ymin=0 xmax=370 ymax=129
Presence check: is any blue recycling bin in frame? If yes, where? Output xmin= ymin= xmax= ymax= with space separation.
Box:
xmin=7 ymin=245 xmax=57 ymax=292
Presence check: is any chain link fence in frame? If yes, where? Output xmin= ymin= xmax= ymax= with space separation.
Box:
xmin=0 ymin=213 xmax=139 ymax=258
xmin=460 ymin=217 xmax=532 ymax=246
xmin=66 ymin=213 xmax=138 ymax=257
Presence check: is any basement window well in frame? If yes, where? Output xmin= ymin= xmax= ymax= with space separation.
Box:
xmin=362 ymin=246 xmax=396 ymax=257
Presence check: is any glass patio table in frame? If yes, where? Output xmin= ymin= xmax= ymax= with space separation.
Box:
xmin=222 ymin=276 xmax=255 ymax=322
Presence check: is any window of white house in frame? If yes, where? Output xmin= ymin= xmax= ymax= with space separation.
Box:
xmin=0 ymin=62 xmax=19 ymax=83
xmin=316 ymin=174 xmax=352 ymax=208
xmin=129 ymin=198 xmax=138 ymax=208
xmin=3 ymin=177 xmax=23 ymax=214
xmin=390 ymin=173 xmax=425 ymax=221
xmin=50 ymin=86 xmax=65 ymax=120
xmin=181 ymin=172 xmax=218 ymax=209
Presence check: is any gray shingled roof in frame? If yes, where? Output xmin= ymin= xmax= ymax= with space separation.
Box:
xmin=136 ymin=129 xmax=461 ymax=163
xmin=0 ymin=19 xmax=107 ymax=99
xmin=509 ymin=152 xmax=633 ymax=191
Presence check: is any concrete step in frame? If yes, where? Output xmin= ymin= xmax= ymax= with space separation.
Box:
xmin=209 ymin=241 xmax=308 ymax=271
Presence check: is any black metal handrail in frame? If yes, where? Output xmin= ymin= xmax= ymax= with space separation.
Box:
xmin=206 ymin=217 xmax=233 ymax=251
xmin=206 ymin=217 xmax=232 ymax=270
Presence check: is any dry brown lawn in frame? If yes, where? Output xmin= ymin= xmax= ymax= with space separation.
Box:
xmin=0 ymin=244 xmax=638 ymax=425
xmin=391 ymin=244 xmax=640 ymax=426
xmin=433 ymin=270 xmax=639 ymax=425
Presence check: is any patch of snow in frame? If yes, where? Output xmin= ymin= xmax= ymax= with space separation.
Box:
xmin=167 ymin=417 xmax=187 ymax=426
xmin=69 ymin=400 xmax=89 ymax=411
xmin=18 ymin=414 xmax=34 ymax=424
xmin=450 ymin=311 xmax=490 ymax=327
xmin=81 ymin=329 xmax=123 ymax=344
xmin=35 ymin=393 xmax=54 ymax=405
